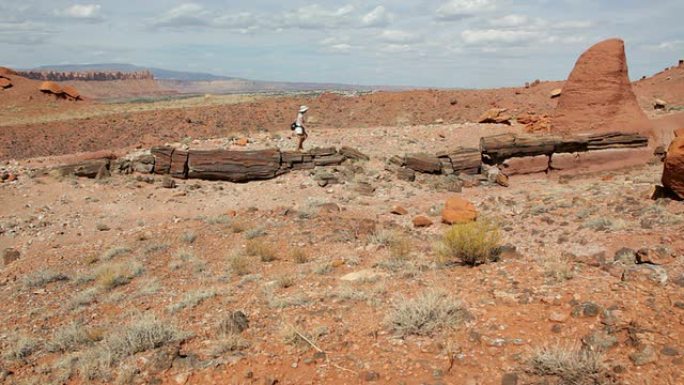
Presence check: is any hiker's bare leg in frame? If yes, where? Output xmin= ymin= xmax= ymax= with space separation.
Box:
xmin=297 ymin=133 xmax=307 ymax=151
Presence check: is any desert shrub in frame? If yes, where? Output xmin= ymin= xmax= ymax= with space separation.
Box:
xmin=69 ymin=287 xmax=101 ymax=309
xmin=180 ymin=231 xmax=197 ymax=244
xmin=22 ymin=269 xmax=69 ymax=288
xmin=78 ymin=316 xmax=185 ymax=380
xmin=228 ymin=251 xmax=250 ymax=276
xmin=276 ymin=274 xmax=296 ymax=289
xmin=47 ymin=323 xmax=95 ymax=353
xmin=167 ymin=290 xmax=216 ymax=313
xmin=368 ymin=229 xmax=394 ymax=246
xmin=245 ymin=227 xmax=267 ymax=240
xmin=542 ymin=253 xmax=575 ymax=283
xmin=265 ymin=289 xmax=309 ymax=309
xmin=246 ymin=239 xmax=277 ymax=262
xmin=289 ymin=247 xmax=309 ymax=264
xmin=93 ymin=262 xmax=144 ymax=290
xmin=2 ymin=335 xmax=40 ymax=361
xmin=100 ymin=247 xmax=131 ymax=262
xmin=386 ymin=290 xmax=470 ymax=337
xmin=582 ymin=217 xmax=625 ymax=232
xmin=436 ymin=220 xmax=501 ymax=266
xmin=388 ymin=233 xmax=412 ymax=261
xmin=143 ymin=243 xmax=169 ymax=255
xmin=529 ymin=344 xmax=605 ymax=385
xmin=210 ymin=334 xmax=249 ymax=357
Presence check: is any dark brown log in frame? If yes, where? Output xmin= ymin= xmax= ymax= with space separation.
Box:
xmin=151 ymin=146 xmax=174 ymax=175
xmin=554 ymin=136 xmax=588 ymax=153
xmin=585 ymin=132 xmax=648 ymax=150
xmin=187 ymin=149 xmax=281 ymax=182
xmin=170 ymin=150 xmax=189 ymax=179
xmin=405 ymin=153 xmax=442 ymax=174
xmin=281 ymin=151 xmax=304 ymax=164
xmin=340 ymin=147 xmax=370 ymax=161
xmin=480 ymin=134 xmax=559 ymax=163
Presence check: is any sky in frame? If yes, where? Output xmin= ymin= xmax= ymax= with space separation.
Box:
xmin=1 ymin=0 xmax=683 ymax=88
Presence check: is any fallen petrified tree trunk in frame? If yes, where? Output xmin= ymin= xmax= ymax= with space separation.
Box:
xmin=585 ymin=132 xmax=649 ymax=150
xmin=187 ymin=149 xmax=282 ymax=182
xmin=437 ymin=148 xmax=481 ymax=175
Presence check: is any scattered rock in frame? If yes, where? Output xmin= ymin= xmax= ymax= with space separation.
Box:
xmin=396 ymin=168 xmax=416 ymax=182
xmin=478 ymin=108 xmax=511 ymax=125
xmin=662 ymin=137 xmax=684 ymax=199
xmin=354 ymin=182 xmax=375 ymax=196
xmin=405 ymin=154 xmax=442 ymax=174
xmin=630 ymin=345 xmax=656 ymax=366
xmin=550 ymin=88 xmax=562 ymax=98
xmin=340 ymin=147 xmax=370 ymax=161
xmin=653 ymin=99 xmax=667 ymax=110
xmin=390 ymin=205 xmax=408 ymax=215
xmin=501 ymin=372 xmax=518 ymax=385
xmin=235 ymin=138 xmax=249 ymax=146
xmin=572 ymin=302 xmax=601 ymax=318
xmin=162 ymin=175 xmax=176 ymax=189
xmin=661 ymin=346 xmax=680 ymax=357
xmin=636 ymin=247 xmax=674 ymax=265
xmin=314 ymin=171 xmax=340 ymax=187
xmin=2 ymin=248 xmax=20 ymax=266
xmin=495 ymin=173 xmax=510 ymax=187
xmin=0 ymin=77 xmax=11 ymax=89
xmin=412 ymin=215 xmax=433 ymax=228
xmin=318 ymin=202 xmax=341 ymax=213
xmin=222 ymin=311 xmax=249 ymax=334
xmin=583 ymin=330 xmax=618 ymax=351
xmin=548 ymin=311 xmax=568 ymax=323
xmin=614 ymin=248 xmax=637 ymax=264
xmin=622 ymin=265 xmax=668 ymax=285
xmin=360 ymin=371 xmax=380 ymax=382
xmin=441 ymin=196 xmax=477 ymax=225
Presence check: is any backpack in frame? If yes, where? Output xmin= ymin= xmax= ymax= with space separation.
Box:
xmin=290 ymin=122 xmax=297 ymax=130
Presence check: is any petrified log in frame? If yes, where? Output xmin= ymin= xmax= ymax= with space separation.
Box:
xmin=309 ymin=147 xmax=337 ymax=156
xmin=405 ymin=153 xmax=442 ymax=174
xmin=313 ymin=154 xmax=345 ymax=167
xmin=170 ymin=150 xmax=189 ymax=179
xmin=585 ymin=132 xmax=649 ymax=150
xmin=151 ymin=146 xmax=174 ymax=175
xmin=439 ymin=148 xmax=481 ymax=174
xmin=480 ymin=133 xmax=559 ymax=163
xmin=340 ymin=147 xmax=370 ymax=161
xmin=187 ymin=149 xmax=281 ymax=182
xmin=55 ymin=158 xmax=110 ymax=178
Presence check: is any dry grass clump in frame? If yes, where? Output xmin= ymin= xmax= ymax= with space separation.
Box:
xmin=78 ymin=316 xmax=185 ymax=380
xmin=246 ymin=239 xmax=277 ymax=262
xmin=245 ymin=227 xmax=267 ymax=240
xmin=180 ymin=231 xmax=197 ymax=244
xmin=167 ymin=289 xmax=216 ymax=313
xmin=279 ymin=324 xmax=325 ymax=350
xmin=228 ymin=251 xmax=250 ymax=276
xmin=289 ymin=247 xmax=309 ymax=264
xmin=386 ymin=290 xmax=470 ymax=337
xmin=2 ymin=335 xmax=40 ymax=361
xmin=47 ymin=323 xmax=96 ymax=353
xmin=388 ymin=233 xmax=412 ymax=261
xmin=582 ymin=217 xmax=625 ymax=232
xmin=436 ymin=220 xmax=501 ymax=266
xmin=529 ymin=344 xmax=606 ymax=385
xmin=542 ymin=253 xmax=575 ymax=284
xmin=210 ymin=333 xmax=250 ymax=357
xmin=93 ymin=262 xmax=144 ymax=290
xmin=22 ymin=269 xmax=69 ymax=288
xmin=100 ymin=247 xmax=131 ymax=262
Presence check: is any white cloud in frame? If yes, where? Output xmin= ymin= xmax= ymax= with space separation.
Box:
xmin=57 ymin=4 xmax=102 ymax=19
xmin=436 ymin=0 xmax=498 ymax=21
xmin=362 ymin=6 xmax=392 ymax=27
xmin=489 ymin=14 xmax=530 ymax=28
xmin=461 ymin=29 xmax=541 ymax=45
xmin=379 ymin=30 xmax=422 ymax=44
xmin=282 ymin=4 xmax=356 ymax=29
xmin=152 ymin=3 xmax=210 ymax=29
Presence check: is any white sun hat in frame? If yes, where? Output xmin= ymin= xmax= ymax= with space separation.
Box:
xmin=299 ymin=105 xmax=309 ymax=113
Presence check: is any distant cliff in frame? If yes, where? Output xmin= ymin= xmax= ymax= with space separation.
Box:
xmin=17 ymin=70 xmax=154 ymax=82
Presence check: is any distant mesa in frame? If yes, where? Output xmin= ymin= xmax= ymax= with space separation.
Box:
xmin=552 ymin=38 xmax=652 ymax=138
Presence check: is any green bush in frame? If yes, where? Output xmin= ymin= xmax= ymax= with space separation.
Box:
xmin=436 ymin=220 xmax=501 ymax=266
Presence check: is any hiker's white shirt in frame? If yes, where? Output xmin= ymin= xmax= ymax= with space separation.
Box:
xmin=296 ymin=112 xmax=305 ymax=127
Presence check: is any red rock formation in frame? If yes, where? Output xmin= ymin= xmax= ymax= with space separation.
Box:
xmin=552 ymin=39 xmax=652 ymax=138
xmin=62 ymin=85 xmax=81 ymax=100
xmin=39 ymin=81 xmax=64 ymax=95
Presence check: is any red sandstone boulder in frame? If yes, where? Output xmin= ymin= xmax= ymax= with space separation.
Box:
xmin=441 ymin=196 xmax=477 ymax=225
xmin=62 ymin=85 xmax=81 ymax=100
xmin=412 ymin=215 xmax=433 ymax=228
xmin=39 ymin=81 xmax=63 ymax=95
xmin=662 ymin=137 xmax=684 ymax=199
xmin=478 ymin=108 xmax=511 ymax=125
xmin=552 ymin=39 xmax=652 ymax=137
xmin=0 ymin=77 xmax=11 ymax=89
xmin=675 ymin=128 xmax=684 ymax=138
xmin=0 ymin=67 xmax=17 ymax=76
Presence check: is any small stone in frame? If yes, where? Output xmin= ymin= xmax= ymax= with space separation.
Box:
xmin=263 ymin=377 xmax=278 ymax=385
xmin=391 ymin=205 xmax=408 ymax=215
xmin=495 ymin=173 xmax=510 ymax=187
xmin=502 ymin=372 xmax=518 ymax=385
xmin=412 ymin=215 xmax=433 ymax=228
xmin=361 ymin=371 xmax=380 ymax=382
xmin=2 ymin=248 xmax=20 ymax=266
xmin=551 ymin=324 xmax=562 ymax=333
xmin=162 ymin=175 xmax=176 ymax=189
xmin=548 ymin=311 xmax=568 ymax=323
xmin=572 ymin=302 xmax=600 ymax=318
xmin=96 ymin=223 xmax=110 ymax=232
xmin=614 ymin=248 xmax=636 ymax=264
xmin=661 ymin=346 xmax=680 ymax=356
xmin=630 ymin=345 xmax=656 ymax=366
xmin=636 ymin=247 xmax=673 ymax=265
xmin=340 ymin=269 xmax=385 ymax=282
